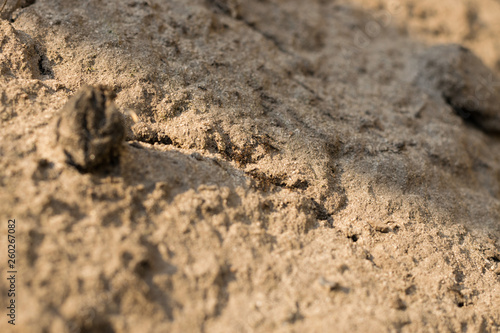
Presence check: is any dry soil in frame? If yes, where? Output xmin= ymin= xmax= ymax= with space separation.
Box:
xmin=1 ymin=0 xmax=500 ymax=332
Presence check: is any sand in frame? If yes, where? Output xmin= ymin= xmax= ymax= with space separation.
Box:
xmin=0 ymin=0 xmax=499 ymax=332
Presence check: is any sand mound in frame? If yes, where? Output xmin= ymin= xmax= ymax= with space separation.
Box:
xmin=0 ymin=0 xmax=499 ymax=332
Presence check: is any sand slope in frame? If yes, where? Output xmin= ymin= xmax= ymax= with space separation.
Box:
xmin=0 ymin=0 xmax=499 ymax=332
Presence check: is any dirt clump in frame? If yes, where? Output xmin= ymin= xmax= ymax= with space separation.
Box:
xmin=413 ymin=44 xmax=500 ymax=133
xmin=55 ymin=85 xmax=125 ymax=172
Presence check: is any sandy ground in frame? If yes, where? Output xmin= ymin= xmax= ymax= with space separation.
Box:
xmin=1 ymin=0 xmax=500 ymax=332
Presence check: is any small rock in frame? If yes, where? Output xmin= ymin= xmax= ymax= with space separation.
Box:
xmin=414 ymin=44 xmax=500 ymax=133
xmin=55 ymin=85 xmax=125 ymax=172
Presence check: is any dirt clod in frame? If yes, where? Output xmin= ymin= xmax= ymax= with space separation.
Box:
xmin=414 ymin=44 xmax=500 ymax=133
xmin=55 ymin=85 xmax=125 ymax=172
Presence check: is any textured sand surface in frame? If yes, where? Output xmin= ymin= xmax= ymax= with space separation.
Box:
xmin=0 ymin=0 xmax=500 ymax=332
